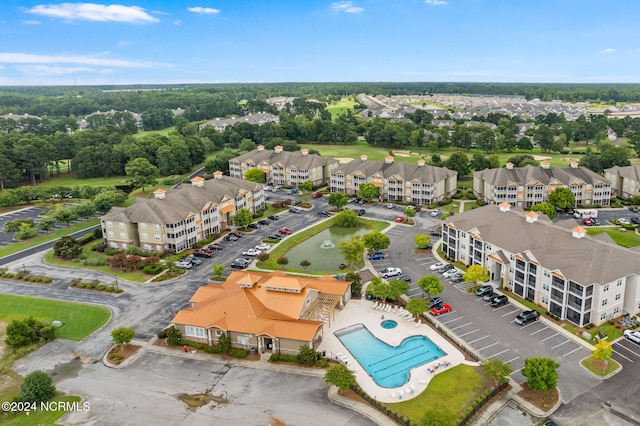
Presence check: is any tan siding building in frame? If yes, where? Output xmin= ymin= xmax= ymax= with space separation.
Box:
xmin=605 ymin=165 xmax=640 ymax=199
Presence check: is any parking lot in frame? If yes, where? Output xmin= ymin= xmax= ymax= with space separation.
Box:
xmin=611 ymin=333 xmax=640 ymax=367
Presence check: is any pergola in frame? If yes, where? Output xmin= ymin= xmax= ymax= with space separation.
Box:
xmin=300 ymin=293 xmax=341 ymax=326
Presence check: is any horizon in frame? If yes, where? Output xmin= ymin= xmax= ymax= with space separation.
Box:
xmin=1 ymin=1 xmax=640 ymax=86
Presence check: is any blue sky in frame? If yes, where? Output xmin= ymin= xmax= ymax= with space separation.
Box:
xmin=1 ymin=0 xmax=639 ymax=85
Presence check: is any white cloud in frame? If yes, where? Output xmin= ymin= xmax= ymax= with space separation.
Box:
xmin=22 ymin=20 xmax=41 ymax=25
xmin=117 ymin=40 xmax=132 ymax=47
xmin=424 ymin=0 xmax=448 ymax=5
xmin=26 ymin=3 xmax=159 ymax=23
xmin=331 ymin=1 xmax=364 ymax=14
xmin=17 ymin=65 xmax=94 ymax=76
xmin=174 ymin=20 xmax=182 ymax=25
xmin=600 ymin=48 xmax=615 ymax=53
xmin=0 ymin=52 xmax=155 ymax=68
xmin=187 ymin=7 xmax=220 ymax=15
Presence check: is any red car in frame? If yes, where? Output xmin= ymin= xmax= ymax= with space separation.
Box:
xmin=395 ymin=216 xmax=405 ymax=223
xmin=312 ymin=192 xmax=323 ymax=198
xmin=192 ymin=249 xmax=214 ymax=258
xmin=278 ymin=227 xmax=293 ymax=235
xmin=582 ymin=218 xmax=593 ymax=226
xmin=430 ymin=303 xmax=452 ymax=316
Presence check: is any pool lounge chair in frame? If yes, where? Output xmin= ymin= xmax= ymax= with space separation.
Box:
xmin=397 ymin=389 xmax=404 ymax=400
xmin=386 ymin=304 xmax=392 ymax=312
xmin=406 ymin=316 xmax=415 ymax=322
xmin=372 ymin=301 xmax=379 ymax=309
xmin=405 ymin=386 xmax=413 ymax=395
xmin=396 ymin=308 xmax=406 ymax=316
xmin=415 ymin=319 xmax=422 ymax=327
xmin=403 ymin=312 xmax=413 ymax=319
xmin=391 ymin=391 xmax=397 ymax=399
xmin=409 ymin=384 xmax=416 ymax=393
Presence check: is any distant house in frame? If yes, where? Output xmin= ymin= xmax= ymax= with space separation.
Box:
xmin=198 ymin=113 xmax=280 ymax=132
xmin=171 ymin=270 xmax=351 ymax=355
xmin=230 ymin=145 xmax=339 ymax=187
xmin=604 ymin=165 xmax=640 ymax=199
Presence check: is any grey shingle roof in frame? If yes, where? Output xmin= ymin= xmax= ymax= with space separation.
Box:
xmin=102 ymin=176 xmax=261 ymax=225
xmin=605 ymin=165 xmax=640 ymax=182
xmin=231 ymin=150 xmax=338 ymax=170
xmin=445 ymin=205 xmax=640 ymax=285
xmin=475 ymin=164 xmax=610 ymax=187
xmin=333 ymin=159 xmax=456 ymax=183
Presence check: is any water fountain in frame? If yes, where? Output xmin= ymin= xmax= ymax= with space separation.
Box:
xmin=320 ymin=240 xmax=335 ymax=249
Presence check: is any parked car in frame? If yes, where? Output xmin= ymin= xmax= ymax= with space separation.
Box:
xmin=175 ymin=260 xmax=193 ymax=269
xmin=258 ymin=219 xmax=270 ymax=226
xmin=443 ymin=268 xmax=461 ymax=278
xmin=490 ymin=295 xmax=508 ymax=307
xmin=475 ymin=285 xmax=494 ymax=296
xmin=449 ymin=274 xmax=463 ymax=283
xmin=619 ymin=218 xmax=631 ymax=225
xmin=192 ymin=249 xmax=214 ymax=258
xmin=631 ymin=217 xmax=640 ymax=224
xmin=317 ymin=211 xmax=331 ymax=217
xmin=271 ymin=186 xmax=281 ymax=192
xmin=287 ymin=189 xmax=298 ymax=195
xmin=386 ymin=203 xmax=395 ymax=209
xmin=268 ymin=215 xmax=280 ymax=221
xmin=623 ymin=329 xmax=640 ymax=345
xmin=255 ymin=243 xmax=272 ymax=251
xmin=428 ymin=297 xmax=443 ymax=308
xmin=413 ymin=206 xmax=422 ymax=212
xmin=278 ymin=227 xmax=293 ymax=235
xmin=591 ymin=218 xmax=600 ymax=226
xmin=629 ymin=206 xmax=639 ymax=213
xmin=242 ymin=248 xmax=262 ymax=257
xmin=430 ymin=262 xmax=447 ymax=271
xmin=248 ymin=223 xmax=260 ymax=229
xmin=582 ymin=218 xmax=593 ymax=226
xmin=207 ymin=243 xmax=222 ymax=251
xmin=184 ymin=255 xmax=201 ymax=266
xmin=368 ymin=252 xmax=386 ymax=260
xmin=482 ymin=291 xmax=498 ymax=302
xmin=224 ymin=234 xmax=239 ymax=242
xmin=515 ymin=310 xmax=540 ymax=325
xmin=379 ymin=267 xmax=402 ymax=278
xmin=230 ymin=258 xmax=251 ymax=269
xmin=439 ymin=264 xmax=455 ymax=273
xmin=431 ymin=209 xmax=442 ymax=217
xmin=395 ymin=216 xmax=405 ymax=223
xmin=397 ymin=275 xmax=411 ymax=282
xmin=430 ymin=231 xmax=442 ymax=238
xmin=289 ymin=207 xmax=303 ymax=214
xmin=268 ymin=234 xmax=283 ymax=240
xmin=292 ymin=200 xmax=302 ymax=206
xmin=430 ymin=303 xmax=452 ymax=316
xmin=312 ymin=192 xmax=323 ymax=198
xmin=356 ymin=209 xmax=366 ymax=216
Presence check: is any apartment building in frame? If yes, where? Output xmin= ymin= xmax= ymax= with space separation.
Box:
xmin=604 ymin=165 xmax=640 ymax=199
xmin=101 ymin=173 xmax=265 ymax=253
xmin=329 ymin=155 xmax=457 ymax=205
xmin=198 ymin=112 xmax=279 ymax=132
xmin=441 ymin=204 xmax=640 ymax=327
xmin=229 ymin=145 xmax=339 ymax=187
xmin=473 ymin=161 xmax=612 ymax=207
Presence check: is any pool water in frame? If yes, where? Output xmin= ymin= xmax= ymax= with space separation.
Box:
xmin=381 ymin=320 xmax=397 ymax=329
xmin=336 ymin=324 xmax=446 ymax=388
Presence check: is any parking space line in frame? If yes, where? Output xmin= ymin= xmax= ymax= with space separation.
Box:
xmin=540 ymin=332 xmax=559 ymax=343
xmin=529 ymin=326 xmax=548 ymax=335
xmin=615 ymin=344 xmax=640 ymax=358
xmin=450 ymin=322 xmax=473 ymax=331
xmin=501 ymin=308 xmax=520 ymax=317
xmin=613 ymin=350 xmax=634 ymax=363
xmin=458 ymin=329 xmax=481 ymax=337
xmin=505 ymin=356 xmax=520 ymax=364
xmin=510 ymin=368 xmax=523 ymax=375
xmin=551 ymin=340 xmax=570 ymax=350
xmin=492 ymin=305 xmax=511 ymax=312
xmin=486 ymin=349 xmax=509 ymax=358
xmin=442 ymin=317 xmax=464 ymax=325
xmin=477 ymin=342 xmax=500 ymax=352
xmin=468 ymin=335 xmax=490 ymax=344
xmin=562 ymin=347 xmax=583 ymax=358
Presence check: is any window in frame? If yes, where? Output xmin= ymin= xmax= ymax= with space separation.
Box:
xmin=185 ymin=326 xmax=205 ymax=338
xmin=119 ymin=232 xmax=126 ymax=239
xmin=107 ymin=231 xmax=114 ymax=238
xmin=600 ymin=313 xmax=606 ymax=320
xmin=615 ymin=293 xmax=621 ymax=301
xmin=141 ymin=233 xmax=148 ymax=240
xmin=601 ymin=299 xmax=608 ymax=307
xmin=617 ymin=279 xmax=622 ymax=287
xmin=140 ymin=223 xmax=147 ymax=229
xmin=215 ymin=330 xmax=222 ymax=336
xmin=155 ymin=235 xmax=161 ymax=241
xmin=543 ymin=283 xmax=549 ymax=291
xmin=603 ymin=284 xmax=609 ymax=291
xmin=106 ymin=221 xmax=113 ymax=227
xmin=119 ymin=223 xmax=125 ymax=229
xmin=154 ymin=224 xmax=160 ymax=230
xmin=543 ymin=269 xmax=550 ymax=277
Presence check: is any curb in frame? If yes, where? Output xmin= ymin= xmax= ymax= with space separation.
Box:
xmin=327 ymin=386 xmax=397 ymax=426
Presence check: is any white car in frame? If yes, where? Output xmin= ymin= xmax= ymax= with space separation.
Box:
xmin=624 ymin=330 xmax=640 ymax=345
xmin=431 ymin=209 xmax=442 ymax=217
xmin=380 ymin=267 xmax=402 ymax=278
xmin=175 ymin=261 xmax=193 ymax=269
xmin=386 ymin=203 xmax=396 ymax=209
xmin=443 ymin=269 xmax=461 ymax=278
xmin=242 ymin=248 xmax=262 ymax=257
xmin=430 ymin=262 xmax=446 ymax=271
xmin=255 ymin=243 xmax=272 ymax=251
xmin=618 ymin=218 xmax=631 ymax=225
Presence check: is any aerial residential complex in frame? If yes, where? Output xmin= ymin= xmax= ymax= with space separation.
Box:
xmin=605 ymin=165 xmax=640 ymax=199
xmin=329 ymin=155 xmax=457 ymax=204
xmin=100 ymin=173 xmax=265 ymax=253
xmin=473 ymin=161 xmax=612 ymax=207
xmin=198 ymin=112 xmax=280 ymax=132
xmin=171 ymin=270 xmax=351 ymax=355
xmin=229 ymin=145 xmax=339 ymax=187
xmin=442 ymin=204 xmax=640 ymax=327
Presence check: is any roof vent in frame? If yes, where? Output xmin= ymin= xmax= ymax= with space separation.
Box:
xmin=191 ymin=176 xmax=205 ymax=187
xmin=570 ymin=161 xmax=579 ymax=168
xmin=541 ymin=160 xmax=550 ymax=169
xmin=301 ymin=149 xmax=308 ymax=156
xmin=525 ymin=211 xmax=539 ymax=223
xmin=571 ymin=225 xmax=586 ymax=239
xmin=153 ymin=189 xmax=166 ymax=199
xmin=214 ymin=171 xmax=223 ymax=179
xmin=385 ymin=156 xmax=394 ymax=164
xmin=257 ymin=145 xmax=264 ymax=151
xmin=418 ymin=159 xmax=425 ymax=167
xmin=505 ymin=162 xmax=514 ymax=170
xmin=360 ymin=154 xmax=368 ymax=161
xmin=498 ymin=201 xmax=511 ymax=212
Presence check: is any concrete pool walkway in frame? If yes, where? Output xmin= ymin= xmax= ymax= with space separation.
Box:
xmin=318 ymin=298 xmax=470 ymax=403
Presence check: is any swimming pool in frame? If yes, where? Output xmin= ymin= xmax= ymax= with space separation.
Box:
xmin=335 ymin=324 xmax=446 ymax=388
xmin=381 ymin=320 xmax=397 ymax=329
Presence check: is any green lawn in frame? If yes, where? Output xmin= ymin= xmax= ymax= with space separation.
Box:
xmin=36 ymin=175 xmax=129 ymax=189
xmin=326 ymin=97 xmax=357 ymax=118
xmin=385 ymin=364 xmax=488 ymax=424
xmin=0 ymin=294 xmax=110 ymax=341
xmin=2 ymin=395 xmax=81 ymax=426
xmin=132 ymin=126 xmax=176 ymax=138
xmin=580 ymin=356 xmax=620 ymax=376
xmin=586 ymin=227 xmax=640 ymax=248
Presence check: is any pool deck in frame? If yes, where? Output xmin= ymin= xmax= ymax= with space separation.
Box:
xmin=318 ymin=298 xmax=469 ymax=403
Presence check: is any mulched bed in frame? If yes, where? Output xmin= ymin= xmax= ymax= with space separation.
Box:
xmin=517 ymin=382 xmax=559 ymax=412
xmin=107 ymin=344 xmax=141 ymax=365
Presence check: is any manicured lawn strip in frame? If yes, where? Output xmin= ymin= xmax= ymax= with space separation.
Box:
xmin=300 ymin=142 xmax=419 ymax=162
xmin=256 ymin=217 xmax=389 ymax=274
xmin=590 ymin=324 xmax=624 ymax=342
xmin=580 ymin=356 xmax=620 ymax=376
xmin=385 ymin=365 xmax=487 ymax=424
xmin=326 ymin=97 xmax=357 ymax=118
xmin=0 ymin=219 xmax=100 ymax=259
xmin=586 ymin=227 xmax=640 ymax=248
xmin=0 ymin=294 xmax=110 ymax=341
xmin=3 ymin=395 xmax=82 ymax=426
xmin=36 ymin=175 xmax=128 ymax=189
xmin=132 ymin=127 xmax=175 ymax=138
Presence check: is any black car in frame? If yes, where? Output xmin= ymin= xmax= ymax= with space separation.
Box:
xmin=631 ymin=217 xmax=640 ymax=225
xmin=430 ymin=231 xmax=442 ymax=238
xmin=591 ymin=218 xmax=600 ymax=226
xmin=207 ymin=243 xmax=222 ymax=251
xmin=230 ymin=258 xmax=251 ymax=269
xmin=439 ymin=264 xmax=455 ymax=273
xmin=482 ymin=291 xmax=497 ymax=302
xmin=490 ymin=295 xmax=508 ymax=307
xmin=515 ymin=310 xmax=540 ymax=325
xmin=317 ymin=211 xmax=331 ymax=217
xmin=293 ymin=200 xmax=302 ymax=206
xmin=268 ymin=234 xmax=283 ymax=240
xmin=258 ymin=219 xmax=270 ymax=226
xmin=397 ymin=275 xmax=411 ymax=282
xmin=268 ymin=215 xmax=279 ymax=221
xmin=356 ymin=209 xmax=366 ymax=216
xmin=248 ymin=223 xmax=260 ymax=229
xmin=629 ymin=206 xmax=639 ymax=213
xmin=428 ymin=297 xmax=443 ymax=308
xmin=224 ymin=234 xmax=239 ymax=241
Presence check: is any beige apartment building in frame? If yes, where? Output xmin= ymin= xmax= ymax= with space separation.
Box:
xmin=101 ymin=173 xmax=265 ymax=253
xmin=605 ymin=165 xmax=640 ymax=199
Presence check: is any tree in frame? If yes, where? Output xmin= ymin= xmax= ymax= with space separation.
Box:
xmin=165 ymin=326 xmax=182 ymax=345
xmin=239 ymin=138 xmax=257 ymax=152
xmin=53 ymin=236 xmax=82 ymax=259
xmin=357 ymin=183 xmax=379 ymax=202
xmin=297 ymin=344 xmax=319 ymax=366
xmin=388 ymin=279 xmax=410 ymax=300
xmin=406 ymin=298 xmax=428 ymax=319
xmin=345 ymin=272 xmax=362 ymax=295
xmin=51 ymin=206 xmax=78 ymax=226
xmin=92 ymin=189 xmax=127 ymax=213
xmin=15 ymin=223 xmax=37 ymax=240
xmin=298 ymin=181 xmax=314 ymax=203
xmin=591 ymin=339 xmax=613 ymax=374
xmin=522 ymin=357 xmax=560 ymax=392
xmin=403 ymin=207 xmax=416 ymax=218
xmin=212 ymin=264 xmax=224 ymax=279
xmin=534 ymin=124 xmax=555 ymax=152
xmin=335 ymin=209 xmax=359 ymax=227
xmin=19 ymin=371 xmax=56 ymax=404
xmin=362 ymin=232 xmax=390 ymax=252
xmin=444 ymin=152 xmax=471 ymax=176
xmin=414 ymin=234 xmax=431 ymax=249
xmin=338 ymin=235 xmax=365 ymax=271
xmin=482 ymin=358 xmax=512 ymax=387
xmin=300 ymin=259 xmax=311 ymax=270
xmin=417 ymin=275 xmax=444 ymax=297
xmin=125 ymin=157 xmax=159 ymax=192
xmin=5 ymin=318 xmax=38 ymax=348
xmin=548 ymin=187 xmax=575 ymax=210
xmin=463 ymin=264 xmax=489 ymax=285
xmin=233 ymin=208 xmax=253 ymax=229
xmin=72 ymin=201 xmax=97 ymax=220
xmin=277 ymin=255 xmax=289 ymax=269
xmin=324 ymin=364 xmax=355 ymax=394
xmin=111 ymin=327 xmax=135 ymax=352
xmin=244 ymin=168 xmax=265 ymax=183
xmin=38 ymin=217 xmax=57 ymax=232
xmin=530 ymin=202 xmax=557 ymax=220
xmin=327 ymin=192 xmax=349 ymax=210
xmin=217 ymin=333 xmax=231 ymax=353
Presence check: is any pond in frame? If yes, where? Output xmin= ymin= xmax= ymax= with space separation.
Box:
xmin=285 ymin=225 xmax=367 ymax=272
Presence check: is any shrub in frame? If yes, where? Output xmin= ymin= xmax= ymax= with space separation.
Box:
xmin=256 ymin=252 xmax=270 ymax=261
xmin=43 ymin=277 xmax=52 ymax=283
xmin=97 ymin=284 xmax=106 ymax=291
xmin=229 ymin=348 xmax=248 ymax=358
xmin=106 ymin=285 xmax=114 ymax=292
xmin=19 ymin=371 xmax=56 ymax=403
xmin=143 ymin=263 xmax=165 ymax=275
xmin=269 ymin=353 xmax=280 ymax=362
xmin=157 ymin=329 xmax=168 ymax=339
xmin=165 ymin=326 xmax=182 ymax=345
